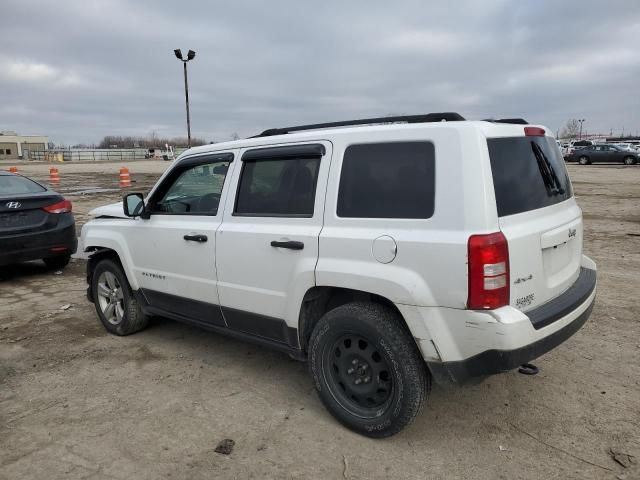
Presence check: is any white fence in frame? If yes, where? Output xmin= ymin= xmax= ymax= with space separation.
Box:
xmin=29 ymin=148 xmax=188 ymax=162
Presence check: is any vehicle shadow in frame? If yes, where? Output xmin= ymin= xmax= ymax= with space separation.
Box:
xmin=0 ymin=261 xmax=51 ymax=281
xmin=141 ymin=314 xmax=538 ymax=442
xmin=0 ymin=259 xmax=83 ymax=283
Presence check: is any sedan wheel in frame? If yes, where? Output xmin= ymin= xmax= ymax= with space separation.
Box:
xmin=578 ymin=156 xmax=589 ymax=165
xmin=96 ymin=271 xmax=125 ymax=325
xmin=624 ymin=156 xmax=636 ymax=166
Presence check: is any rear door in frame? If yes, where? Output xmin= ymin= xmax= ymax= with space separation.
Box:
xmin=215 ymin=142 xmax=331 ymax=345
xmin=487 ymin=133 xmax=582 ymax=312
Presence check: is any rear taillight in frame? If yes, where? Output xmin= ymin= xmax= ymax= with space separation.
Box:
xmin=467 ymin=232 xmax=509 ymax=310
xmin=42 ymin=199 xmax=72 ymax=214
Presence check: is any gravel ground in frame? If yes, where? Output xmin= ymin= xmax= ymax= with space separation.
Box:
xmin=1 ymin=161 xmax=639 ymax=480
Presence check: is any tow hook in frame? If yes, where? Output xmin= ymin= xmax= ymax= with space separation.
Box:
xmin=518 ymin=363 xmax=539 ymax=375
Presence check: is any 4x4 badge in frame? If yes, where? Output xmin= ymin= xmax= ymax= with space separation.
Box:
xmin=6 ymin=202 xmax=21 ymax=209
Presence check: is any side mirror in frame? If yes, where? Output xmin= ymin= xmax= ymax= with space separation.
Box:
xmin=123 ymin=193 xmax=146 ymax=218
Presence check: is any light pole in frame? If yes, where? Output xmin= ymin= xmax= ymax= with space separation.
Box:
xmin=578 ymin=119 xmax=585 ymax=140
xmin=174 ymin=49 xmax=196 ymax=147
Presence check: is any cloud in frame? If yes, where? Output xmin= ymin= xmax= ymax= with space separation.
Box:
xmin=0 ymin=0 xmax=638 ymax=143
xmin=384 ymin=29 xmax=469 ymax=55
xmin=3 ymin=60 xmax=86 ymax=87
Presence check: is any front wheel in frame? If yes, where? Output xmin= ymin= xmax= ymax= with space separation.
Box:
xmin=91 ymin=258 xmax=149 ymax=336
xmin=578 ymin=156 xmax=590 ymax=165
xmin=308 ymin=302 xmax=430 ymax=438
xmin=624 ymin=156 xmax=636 ymax=165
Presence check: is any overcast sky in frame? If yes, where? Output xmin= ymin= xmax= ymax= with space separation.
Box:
xmin=1 ymin=0 xmax=639 ymax=145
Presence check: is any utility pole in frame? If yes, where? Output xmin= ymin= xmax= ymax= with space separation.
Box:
xmin=174 ymin=49 xmax=196 ymax=147
xmin=578 ymin=119 xmax=585 ymax=140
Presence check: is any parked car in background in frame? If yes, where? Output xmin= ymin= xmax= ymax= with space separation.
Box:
xmin=145 ymin=145 xmax=175 ymax=161
xmin=81 ymin=113 xmax=597 ymax=437
xmin=613 ymin=143 xmax=636 ymax=152
xmin=563 ymin=139 xmax=593 ymax=158
xmin=0 ymin=171 xmax=77 ymax=268
xmin=567 ymin=144 xmax=639 ymax=165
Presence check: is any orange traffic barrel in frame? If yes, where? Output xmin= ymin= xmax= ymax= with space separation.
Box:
xmin=8 ymin=166 xmax=18 ymax=173
xmin=119 ymin=167 xmax=131 ymax=188
xmin=49 ymin=167 xmax=60 ymax=186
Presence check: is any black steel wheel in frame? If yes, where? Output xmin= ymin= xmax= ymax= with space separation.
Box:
xmin=309 ymin=302 xmax=430 ymax=438
xmin=323 ymin=333 xmax=394 ymax=419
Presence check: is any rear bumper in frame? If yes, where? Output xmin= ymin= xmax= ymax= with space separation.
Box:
xmin=0 ymin=215 xmax=77 ymax=266
xmin=421 ymin=256 xmax=597 ymax=384
xmin=427 ymin=295 xmax=594 ymax=383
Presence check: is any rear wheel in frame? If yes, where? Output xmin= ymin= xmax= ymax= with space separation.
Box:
xmin=578 ymin=156 xmax=590 ymax=165
xmin=43 ymin=255 xmax=71 ymax=270
xmin=91 ymin=258 xmax=149 ymax=335
xmin=308 ymin=302 xmax=430 ymax=438
xmin=624 ymin=156 xmax=636 ymax=165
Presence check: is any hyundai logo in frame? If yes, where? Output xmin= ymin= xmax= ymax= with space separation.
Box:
xmin=6 ymin=202 xmax=21 ymax=209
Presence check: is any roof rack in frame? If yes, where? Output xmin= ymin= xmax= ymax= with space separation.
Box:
xmin=254 ymin=112 xmax=465 ymax=137
xmin=484 ymin=118 xmax=529 ymax=125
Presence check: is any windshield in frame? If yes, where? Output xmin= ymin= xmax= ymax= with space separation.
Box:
xmin=487 ymin=136 xmax=573 ymax=217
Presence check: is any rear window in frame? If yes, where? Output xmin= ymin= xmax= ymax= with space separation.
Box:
xmin=337 ymin=142 xmax=435 ymax=219
xmin=487 ymin=136 xmax=573 ymax=217
xmin=0 ymin=175 xmax=46 ymax=195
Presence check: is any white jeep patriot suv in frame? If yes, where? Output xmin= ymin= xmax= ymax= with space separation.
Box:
xmin=81 ymin=113 xmax=597 ymax=437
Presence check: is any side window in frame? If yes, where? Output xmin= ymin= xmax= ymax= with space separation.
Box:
xmin=337 ymin=142 xmax=435 ymax=219
xmin=151 ymin=158 xmax=231 ymax=215
xmin=235 ymin=155 xmax=321 ymax=217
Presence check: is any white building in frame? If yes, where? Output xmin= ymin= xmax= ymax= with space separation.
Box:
xmin=0 ymin=131 xmax=49 ymax=160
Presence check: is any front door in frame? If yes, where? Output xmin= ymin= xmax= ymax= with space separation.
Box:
xmin=126 ymin=151 xmax=237 ymax=326
xmin=216 ymin=142 xmax=331 ymax=346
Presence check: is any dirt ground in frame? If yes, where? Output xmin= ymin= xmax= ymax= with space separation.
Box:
xmin=1 ymin=161 xmax=638 ymax=480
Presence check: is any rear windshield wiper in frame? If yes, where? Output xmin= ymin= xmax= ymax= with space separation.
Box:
xmin=531 ymin=142 xmax=565 ymax=196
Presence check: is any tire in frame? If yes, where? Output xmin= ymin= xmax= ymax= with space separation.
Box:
xmin=308 ymin=302 xmax=430 ymax=438
xmin=578 ymin=156 xmax=590 ymax=165
xmin=91 ymin=258 xmax=149 ymax=336
xmin=43 ymin=255 xmax=71 ymax=270
xmin=624 ymin=156 xmax=636 ymax=166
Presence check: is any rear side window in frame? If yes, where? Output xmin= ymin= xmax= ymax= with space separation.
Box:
xmin=487 ymin=136 xmax=573 ymax=217
xmin=0 ymin=175 xmax=46 ymax=195
xmin=337 ymin=142 xmax=435 ymax=219
xmin=235 ymin=157 xmax=321 ymax=216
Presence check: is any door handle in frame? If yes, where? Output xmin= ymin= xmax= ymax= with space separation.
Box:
xmin=270 ymin=240 xmax=304 ymax=250
xmin=184 ymin=234 xmax=208 ymax=243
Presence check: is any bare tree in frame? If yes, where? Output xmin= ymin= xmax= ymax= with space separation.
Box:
xmin=560 ymin=119 xmax=580 ymax=139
